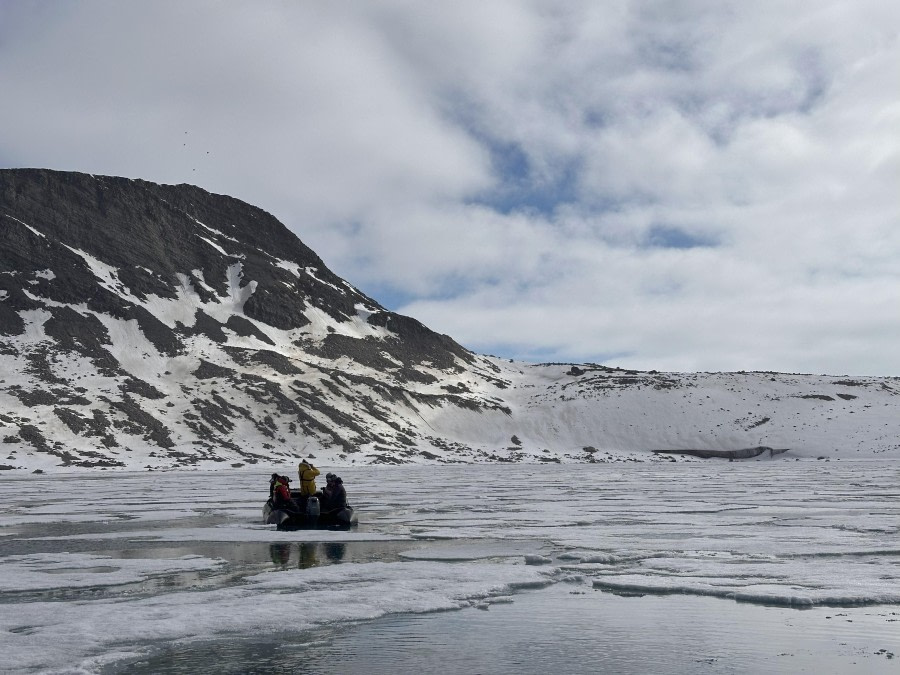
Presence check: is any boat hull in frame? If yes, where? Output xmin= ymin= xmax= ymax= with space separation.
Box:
xmin=263 ymin=499 xmax=358 ymax=530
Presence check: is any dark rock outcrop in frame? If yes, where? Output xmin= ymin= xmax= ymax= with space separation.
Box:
xmin=0 ymin=168 xmax=489 ymax=469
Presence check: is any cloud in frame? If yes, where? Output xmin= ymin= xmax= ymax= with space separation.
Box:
xmin=0 ymin=3 xmax=493 ymax=220
xmin=1 ymin=0 xmax=898 ymax=374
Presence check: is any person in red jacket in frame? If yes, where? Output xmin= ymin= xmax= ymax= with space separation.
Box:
xmin=270 ymin=474 xmax=296 ymax=510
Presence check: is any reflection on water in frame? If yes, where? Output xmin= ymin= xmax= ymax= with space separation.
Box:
xmin=269 ymin=543 xmax=291 ymax=567
xmin=268 ymin=541 xmax=371 ymax=569
xmin=324 ymin=542 xmax=347 ymax=563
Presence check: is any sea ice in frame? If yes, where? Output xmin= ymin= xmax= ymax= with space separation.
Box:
xmin=1 ymin=461 xmax=898 ymax=673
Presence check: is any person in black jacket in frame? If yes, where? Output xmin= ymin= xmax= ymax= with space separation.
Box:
xmin=321 ymin=473 xmax=346 ymax=512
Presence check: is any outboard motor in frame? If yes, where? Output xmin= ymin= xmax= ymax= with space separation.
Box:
xmin=306 ymin=496 xmax=320 ymax=519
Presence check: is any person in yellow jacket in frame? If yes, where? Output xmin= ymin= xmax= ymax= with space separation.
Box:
xmin=297 ymin=459 xmax=320 ymax=497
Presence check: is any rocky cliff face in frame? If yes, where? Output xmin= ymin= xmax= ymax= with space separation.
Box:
xmin=0 ymin=169 xmax=507 ymax=470
xmin=2 ymin=169 xmax=899 ymax=473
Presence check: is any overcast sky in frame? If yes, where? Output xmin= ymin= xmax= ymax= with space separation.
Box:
xmin=2 ymin=1 xmax=898 ymax=375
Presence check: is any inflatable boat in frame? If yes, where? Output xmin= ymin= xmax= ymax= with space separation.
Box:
xmin=263 ymin=493 xmax=358 ymax=530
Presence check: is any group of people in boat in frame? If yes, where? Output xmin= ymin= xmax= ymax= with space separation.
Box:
xmin=269 ymin=458 xmax=347 ymax=514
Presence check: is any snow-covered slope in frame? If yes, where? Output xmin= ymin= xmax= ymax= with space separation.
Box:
xmin=1 ymin=169 xmax=898 ymax=472
xmin=438 ymin=363 xmax=900 ymax=461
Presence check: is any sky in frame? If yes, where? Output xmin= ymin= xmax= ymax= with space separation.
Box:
xmin=1 ymin=1 xmax=898 ymax=376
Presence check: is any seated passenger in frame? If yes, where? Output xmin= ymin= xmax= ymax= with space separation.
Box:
xmin=321 ymin=472 xmax=335 ymax=501
xmin=322 ymin=474 xmax=347 ymax=512
xmin=271 ymin=474 xmax=297 ymax=511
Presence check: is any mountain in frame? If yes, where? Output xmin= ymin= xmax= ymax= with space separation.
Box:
xmin=1 ymin=169 xmax=898 ymax=472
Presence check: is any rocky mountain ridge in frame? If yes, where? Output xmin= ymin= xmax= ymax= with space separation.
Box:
xmin=1 ymin=169 xmax=898 ymax=472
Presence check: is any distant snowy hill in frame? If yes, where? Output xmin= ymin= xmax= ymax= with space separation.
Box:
xmin=1 ymin=169 xmax=898 ymax=472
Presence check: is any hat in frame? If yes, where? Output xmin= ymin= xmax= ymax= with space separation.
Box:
xmin=326 ymin=472 xmax=335 ymax=481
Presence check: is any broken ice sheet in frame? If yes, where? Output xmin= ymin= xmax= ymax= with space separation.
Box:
xmin=0 ymin=552 xmax=225 ymax=592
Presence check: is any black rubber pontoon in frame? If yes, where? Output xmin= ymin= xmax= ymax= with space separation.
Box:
xmin=263 ymin=493 xmax=358 ymax=530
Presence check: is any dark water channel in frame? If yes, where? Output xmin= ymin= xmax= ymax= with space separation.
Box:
xmin=2 ymin=536 xmax=417 ymax=604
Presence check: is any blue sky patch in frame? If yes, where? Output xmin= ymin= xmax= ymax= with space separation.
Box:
xmin=643 ymin=224 xmax=718 ymax=249
xmin=466 ymin=136 xmax=582 ymax=217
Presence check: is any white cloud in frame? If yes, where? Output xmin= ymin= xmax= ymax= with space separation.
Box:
xmin=1 ymin=0 xmax=898 ymax=374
